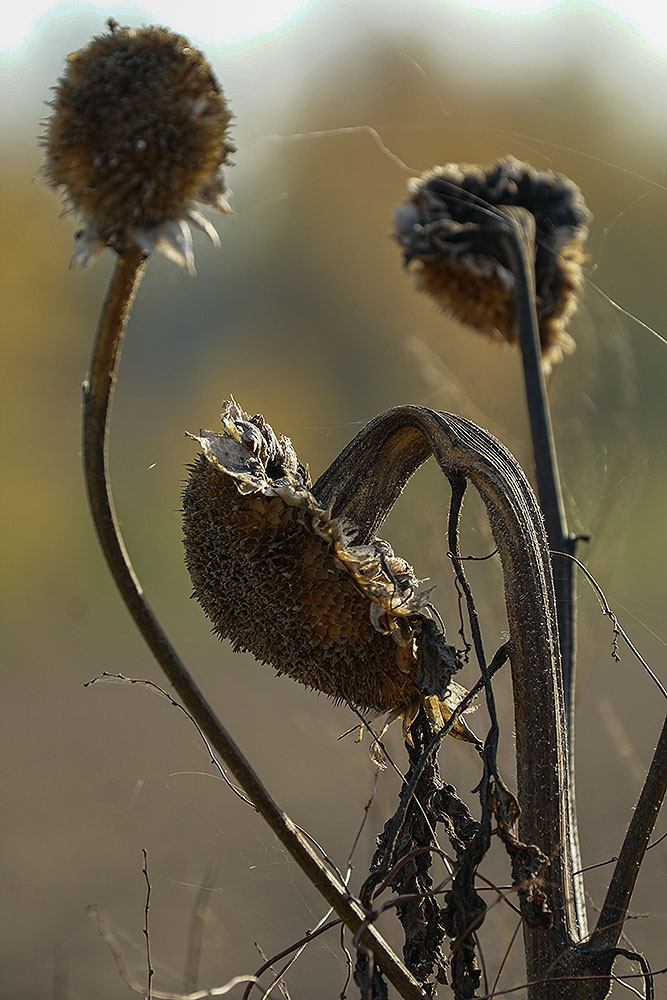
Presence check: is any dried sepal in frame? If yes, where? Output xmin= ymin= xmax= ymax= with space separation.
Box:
xmin=183 ymin=400 xmax=473 ymax=734
xmin=42 ymin=20 xmax=234 ymax=273
xmin=394 ymin=156 xmax=591 ymax=370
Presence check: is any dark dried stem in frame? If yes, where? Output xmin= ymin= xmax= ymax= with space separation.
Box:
xmin=498 ymin=207 xmax=578 ymax=724
xmin=362 ymin=644 xmax=509 ymax=904
xmin=315 ymin=405 xmax=586 ymax=993
xmin=244 ymin=920 xmax=341 ymax=1000
xmin=81 ymin=250 xmax=428 ymax=1000
xmin=499 ymin=206 xmax=585 ymax=954
xmin=596 ymin=713 xmax=667 ymax=950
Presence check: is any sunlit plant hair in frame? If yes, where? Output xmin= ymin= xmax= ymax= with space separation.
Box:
xmin=42 ymin=19 xmax=235 ymax=273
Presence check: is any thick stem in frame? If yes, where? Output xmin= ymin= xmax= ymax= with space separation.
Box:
xmin=556 ymin=714 xmax=666 ymax=999
xmin=315 ymin=405 xmax=584 ymax=995
xmin=81 ymin=251 xmax=428 ymax=1000
xmin=499 ymin=206 xmax=586 ymax=946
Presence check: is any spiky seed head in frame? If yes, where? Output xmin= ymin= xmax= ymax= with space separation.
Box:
xmin=182 ymin=400 xmax=474 ymax=738
xmin=42 ymin=19 xmax=235 ymax=272
xmin=394 ymin=156 xmax=591 ymax=371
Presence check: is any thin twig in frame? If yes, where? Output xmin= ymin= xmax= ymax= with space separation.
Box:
xmin=339 ymin=924 xmax=353 ymax=999
xmin=346 ymin=772 xmax=380 ymax=870
xmin=553 ymin=551 xmax=667 ymax=700
xmin=87 ymin=904 xmax=259 ymax=999
xmin=85 ymin=673 xmax=254 ymax=807
xmin=88 ymin=674 xmax=356 ymax=896
xmin=470 ymin=965 xmax=666 ymax=999
xmin=243 ymin=920 xmax=340 ymax=1000
xmin=574 ymin=829 xmax=666 ymax=875
xmin=475 ymin=929 xmax=490 ymax=997
xmin=142 ymin=849 xmax=154 ymax=1000
xmin=253 ymin=944 xmax=290 ymax=1000
xmin=489 ymin=918 xmax=523 ymax=998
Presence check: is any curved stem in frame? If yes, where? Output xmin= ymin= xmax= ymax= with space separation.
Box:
xmin=81 ymin=250 xmax=428 ymax=1000
xmin=314 ymin=404 xmax=587 ymax=993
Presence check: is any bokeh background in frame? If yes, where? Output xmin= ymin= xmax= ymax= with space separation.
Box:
xmin=2 ymin=1 xmax=666 ymax=997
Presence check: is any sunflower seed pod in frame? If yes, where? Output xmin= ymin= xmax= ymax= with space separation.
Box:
xmin=42 ymin=20 xmax=235 ymax=272
xmin=183 ymin=400 xmax=474 ymax=739
xmin=394 ymin=156 xmax=591 ymax=371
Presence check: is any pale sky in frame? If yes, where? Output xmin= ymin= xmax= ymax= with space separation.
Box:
xmin=3 ymin=0 xmax=667 ymax=54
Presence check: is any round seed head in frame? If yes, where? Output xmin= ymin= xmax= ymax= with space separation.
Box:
xmin=182 ymin=400 xmax=472 ymax=735
xmin=42 ymin=20 xmax=235 ymax=272
xmin=394 ymin=156 xmax=591 ymax=371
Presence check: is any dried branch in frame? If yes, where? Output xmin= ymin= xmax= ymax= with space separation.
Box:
xmin=85 ymin=673 xmax=253 ymax=808
xmin=596 ymin=714 xmax=667 ymax=950
xmin=489 ymin=918 xmax=523 ymax=999
xmin=244 ymin=920 xmax=341 ymax=1000
xmin=142 ymin=849 xmax=154 ymax=1000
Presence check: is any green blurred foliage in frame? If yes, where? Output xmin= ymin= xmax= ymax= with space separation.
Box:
xmin=2 ymin=5 xmax=666 ymax=999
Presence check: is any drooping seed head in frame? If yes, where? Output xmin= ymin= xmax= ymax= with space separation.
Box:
xmin=394 ymin=156 xmax=591 ymax=371
xmin=42 ymin=20 xmax=235 ymax=272
xmin=182 ymin=399 xmax=474 ymax=738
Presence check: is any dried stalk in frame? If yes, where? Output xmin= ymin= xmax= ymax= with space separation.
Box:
xmin=498 ymin=206 xmax=579 ymax=716
xmin=81 ymin=250 xmax=428 ymax=1000
xmin=315 ymin=404 xmax=584 ymax=994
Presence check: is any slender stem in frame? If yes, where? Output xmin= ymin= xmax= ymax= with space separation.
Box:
xmin=498 ymin=206 xmax=578 ymax=724
xmin=81 ymin=250 xmax=428 ymax=1000
xmin=596 ymin=713 xmax=667 ymax=949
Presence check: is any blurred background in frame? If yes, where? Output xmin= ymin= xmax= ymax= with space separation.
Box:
xmin=2 ymin=1 xmax=666 ymax=997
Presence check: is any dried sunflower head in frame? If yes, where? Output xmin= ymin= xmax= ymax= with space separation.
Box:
xmin=394 ymin=156 xmax=591 ymax=370
xmin=182 ymin=400 xmax=475 ymax=741
xmin=41 ymin=20 xmax=234 ymax=273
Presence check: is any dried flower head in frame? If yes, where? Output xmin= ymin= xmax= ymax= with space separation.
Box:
xmin=394 ymin=156 xmax=591 ymax=370
xmin=42 ymin=19 xmax=234 ymax=273
xmin=183 ymin=400 xmax=476 ymax=741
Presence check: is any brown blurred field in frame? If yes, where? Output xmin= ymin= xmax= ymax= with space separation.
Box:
xmin=2 ymin=4 xmax=666 ymax=998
